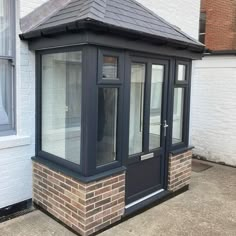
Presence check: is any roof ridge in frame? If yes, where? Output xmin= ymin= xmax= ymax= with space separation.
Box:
xmin=78 ymin=0 xmax=107 ymax=20
xmin=21 ymin=0 xmax=72 ymax=33
xmin=128 ymin=0 xmax=200 ymax=44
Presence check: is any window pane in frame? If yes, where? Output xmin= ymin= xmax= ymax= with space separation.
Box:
xmin=102 ymin=56 xmax=118 ymax=79
xmin=0 ymin=59 xmax=12 ymax=130
xmin=149 ymin=65 xmax=164 ymax=150
xmin=0 ymin=0 xmax=12 ymax=56
xmin=97 ymin=88 xmax=118 ymax=166
xmin=172 ymin=88 xmax=185 ymax=144
xmin=177 ymin=65 xmax=186 ymax=81
xmin=41 ymin=51 xmax=82 ymax=165
xmin=129 ymin=63 xmax=146 ymax=155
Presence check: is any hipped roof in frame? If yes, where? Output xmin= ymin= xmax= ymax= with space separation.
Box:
xmin=21 ymin=0 xmax=204 ymax=52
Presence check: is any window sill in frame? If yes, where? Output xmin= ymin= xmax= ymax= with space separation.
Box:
xmin=0 ymin=135 xmax=31 ymax=150
xmin=170 ymin=146 xmax=194 ymax=156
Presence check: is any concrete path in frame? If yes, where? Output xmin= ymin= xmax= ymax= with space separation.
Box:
xmin=0 ymin=160 xmax=235 ymax=236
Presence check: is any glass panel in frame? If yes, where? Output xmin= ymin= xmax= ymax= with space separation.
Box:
xmin=129 ymin=63 xmax=146 ymax=155
xmin=102 ymin=56 xmax=118 ymax=79
xmin=0 ymin=59 xmax=12 ymax=129
xmin=177 ymin=65 xmax=186 ymax=81
xmin=172 ymin=88 xmax=185 ymax=144
xmin=41 ymin=51 xmax=82 ymax=165
xmin=149 ymin=65 xmax=164 ymax=150
xmin=97 ymin=88 xmax=118 ymax=166
xmin=0 ymin=0 xmax=12 ymax=56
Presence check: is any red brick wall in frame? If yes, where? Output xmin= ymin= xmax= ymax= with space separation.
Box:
xmin=201 ymin=0 xmax=236 ymax=51
xmin=33 ymin=162 xmax=125 ymax=236
xmin=168 ymin=151 xmax=192 ymax=192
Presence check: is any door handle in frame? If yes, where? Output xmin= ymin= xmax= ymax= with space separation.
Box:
xmin=163 ymin=120 xmax=168 ymax=137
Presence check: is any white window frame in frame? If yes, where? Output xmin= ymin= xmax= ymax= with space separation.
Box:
xmin=0 ymin=0 xmax=15 ymax=136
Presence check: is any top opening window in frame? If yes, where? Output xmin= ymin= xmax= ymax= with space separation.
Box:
xmin=177 ymin=64 xmax=186 ymax=81
xmin=98 ymin=49 xmax=124 ymax=85
xmin=102 ymin=56 xmax=118 ymax=80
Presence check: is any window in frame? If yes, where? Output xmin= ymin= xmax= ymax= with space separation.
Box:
xmin=41 ymin=51 xmax=82 ymax=165
xmin=172 ymin=88 xmax=184 ymax=144
xmin=129 ymin=63 xmax=146 ymax=155
xmin=102 ymin=56 xmax=118 ymax=80
xmin=97 ymin=88 xmax=118 ymax=166
xmin=199 ymin=12 xmax=206 ymax=44
xmin=149 ymin=65 xmax=164 ymax=150
xmin=172 ymin=62 xmax=189 ymax=145
xmin=0 ymin=0 xmax=15 ymax=134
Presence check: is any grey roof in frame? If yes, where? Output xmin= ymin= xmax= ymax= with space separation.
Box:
xmin=21 ymin=0 xmax=203 ymax=49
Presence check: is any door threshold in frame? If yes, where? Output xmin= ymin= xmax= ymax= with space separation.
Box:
xmin=125 ymin=189 xmax=164 ymax=209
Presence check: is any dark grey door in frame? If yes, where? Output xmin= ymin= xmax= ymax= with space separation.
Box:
xmin=126 ymin=57 xmax=169 ymax=204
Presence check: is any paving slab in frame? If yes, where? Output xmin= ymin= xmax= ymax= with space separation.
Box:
xmin=0 ymin=160 xmax=235 ymax=236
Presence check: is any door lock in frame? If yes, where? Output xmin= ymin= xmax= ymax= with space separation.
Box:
xmin=163 ymin=120 xmax=169 ymax=137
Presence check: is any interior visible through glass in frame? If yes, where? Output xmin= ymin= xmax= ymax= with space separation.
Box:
xmin=177 ymin=65 xmax=186 ymax=81
xmin=41 ymin=51 xmax=82 ymax=165
xmin=102 ymin=56 xmax=118 ymax=79
xmin=97 ymin=88 xmax=118 ymax=166
xmin=172 ymin=88 xmax=184 ymax=144
xmin=0 ymin=59 xmax=12 ymax=128
xmin=149 ymin=65 xmax=164 ymax=150
xmin=129 ymin=63 xmax=146 ymax=155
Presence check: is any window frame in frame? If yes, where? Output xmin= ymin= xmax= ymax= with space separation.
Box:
xmin=0 ymin=0 xmax=16 ymax=136
xmin=97 ymin=49 xmax=124 ymax=85
xmin=199 ymin=12 xmax=206 ymax=44
xmin=36 ymin=46 xmax=85 ymax=174
xmin=170 ymin=59 xmax=191 ymax=151
xmin=94 ymin=48 xmax=125 ymax=174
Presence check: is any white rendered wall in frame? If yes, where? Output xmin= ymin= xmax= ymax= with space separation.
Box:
xmin=191 ymin=56 xmax=236 ymax=166
xmin=0 ymin=0 xmax=47 ymax=209
xmin=137 ymin=0 xmax=201 ymax=40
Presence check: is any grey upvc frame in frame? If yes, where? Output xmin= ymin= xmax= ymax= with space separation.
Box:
xmin=35 ymin=44 xmax=193 ymax=178
xmin=0 ymin=0 xmax=16 ymax=136
xmin=169 ymin=59 xmax=192 ymax=151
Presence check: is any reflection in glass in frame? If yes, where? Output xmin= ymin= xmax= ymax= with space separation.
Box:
xmin=177 ymin=65 xmax=186 ymax=81
xmin=41 ymin=51 xmax=82 ymax=165
xmin=149 ymin=65 xmax=164 ymax=150
xmin=97 ymin=88 xmax=118 ymax=166
xmin=102 ymin=56 xmax=118 ymax=79
xmin=172 ymin=88 xmax=184 ymax=144
xmin=129 ymin=63 xmax=146 ymax=155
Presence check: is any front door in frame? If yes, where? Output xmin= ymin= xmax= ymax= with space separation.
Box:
xmin=125 ymin=57 xmax=169 ymax=204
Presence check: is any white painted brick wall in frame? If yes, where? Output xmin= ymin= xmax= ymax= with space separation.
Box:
xmin=137 ymin=0 xmax=201 ymax=40
xmin=0 ymin=0 xmax=202 ymax=208
xmin=0 ymin=0 xmax=47 ymax=209
xmin=191 ymin=56 xmax=236 ymax=167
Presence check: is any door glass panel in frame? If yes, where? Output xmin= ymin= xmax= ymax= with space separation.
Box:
xmin=177 ymin=65 xmax=186 ymax=81
xmin=41 ymin=51 xmax=82 ymax=165
xmin=149 ymin=65 xmax=164 ymax=150
xmin=97 ymin=88 xmax=118 ymax=166
xmin=102 ymin=56 xmax=118 ymax=80
xmin=129 ymin=63 xmax=146 ymax=155
xmin=172 ymin=88 xmax=185 ymax=144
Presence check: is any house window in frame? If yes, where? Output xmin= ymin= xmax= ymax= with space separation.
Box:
xmin=199 ymin=12 xmax=206 ymax=44
xmin=41 ymin=51 xmax=82 ymax=165
xmin=172 ymin=62 xmax=190 ymax=146
xmin=0 ymin=0 xmax=15 ymax=135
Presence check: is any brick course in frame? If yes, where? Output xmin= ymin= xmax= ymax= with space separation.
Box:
xmin=33 ymin=162 xmax=125 ymax=236
xmin=168 ymin=151 xmax=192 ymax=192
